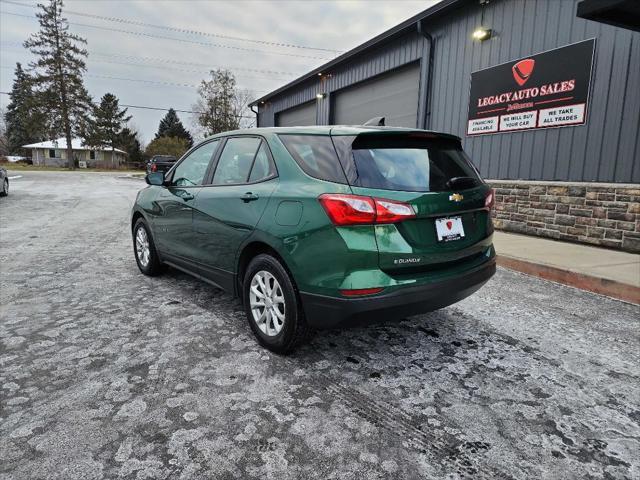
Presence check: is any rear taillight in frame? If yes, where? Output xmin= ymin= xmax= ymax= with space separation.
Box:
xmin=375 ymin=199 xmax=416 ymax=224
xmin=318 ymin=194 xmax=375 ymax=225
xmin=318 ymin=194 xmax=415 ymax=226
xmin=484 ymin=189 xmax=494 ymax=209
xmin=151 ymin=163 xmax=157 ymax=172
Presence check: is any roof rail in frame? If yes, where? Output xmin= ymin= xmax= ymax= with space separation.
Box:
xmin=363 ymin=116 xmax=385 ymax=126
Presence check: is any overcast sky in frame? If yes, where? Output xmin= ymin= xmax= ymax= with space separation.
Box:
xmin=0 ymin=0 xmax=438 ymax=144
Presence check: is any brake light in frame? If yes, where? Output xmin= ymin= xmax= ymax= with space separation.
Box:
xmin=151 ymin=163 xmax=157 ymax=172
xmin=318 ymin=194 xmax=415 ymax=226
xmin=484 ymin=189 xmax=495 ymax=209
xmin=375 ymin=199 xmax=416 ymax=224
xmin=318 ymin=194 xmax=376 ymax=225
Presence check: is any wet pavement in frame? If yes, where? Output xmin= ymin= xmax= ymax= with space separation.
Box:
xmin=1 ymin=171 xmax=638 ymax=479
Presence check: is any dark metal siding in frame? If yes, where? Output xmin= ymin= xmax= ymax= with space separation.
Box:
xmin=320 ymin=32 xmax=425 ymax=125
xmin=259 ymin=32 xmax=426 ymax=128
xmin=257 ymin=79 xmax=318 ymax=128
xmin=427 ymin=0 xmax=640 ymax=183
xmin=256 ymin=0 xmax=640 ymax=183
xmin=331 ymin=62 xmax=421 ymax=127
xmin=275 ymin=101 xmax=316 ymax=127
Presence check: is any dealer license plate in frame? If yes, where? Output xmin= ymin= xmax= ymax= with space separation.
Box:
xmin=435 ymin=216 xmax=465 ymax=242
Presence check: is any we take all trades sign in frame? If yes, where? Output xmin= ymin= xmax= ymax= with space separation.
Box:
xmin=467 ymin=39 xmax=595 ymax=136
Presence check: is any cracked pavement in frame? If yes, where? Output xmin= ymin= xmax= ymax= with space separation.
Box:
xmin=1 ymin=171 xmax=639 ymax=479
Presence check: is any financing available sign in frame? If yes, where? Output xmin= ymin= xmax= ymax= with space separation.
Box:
xmin=467 ymin=39 xmax=595 ymax=136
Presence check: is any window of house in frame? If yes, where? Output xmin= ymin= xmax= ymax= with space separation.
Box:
xmin=49 ymin=149 xmax=56 ymax=158
xmin=90 ymin=151 xmax=96 ymax=160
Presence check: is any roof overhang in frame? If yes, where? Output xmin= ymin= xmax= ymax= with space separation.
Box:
xmin=577 ymin=0 xmax=640 ymax=32
xmin=250 ymin=0 xmax=469 ymax=107
xmin=23 ymin=143 xmax=127 ymax=155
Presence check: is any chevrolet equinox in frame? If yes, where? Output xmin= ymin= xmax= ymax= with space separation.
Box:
xmin=131 ymin=126 xmax=496 ymax=353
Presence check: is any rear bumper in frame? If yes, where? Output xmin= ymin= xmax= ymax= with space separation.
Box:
xmin=299 ymin=257 xmax=496 ymax=329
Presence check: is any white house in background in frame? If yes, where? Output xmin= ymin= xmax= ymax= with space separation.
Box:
xmin=22 ymin=138 xmax=127 ymax=168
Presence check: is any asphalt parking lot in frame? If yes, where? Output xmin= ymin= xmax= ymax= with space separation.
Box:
xmin=1 ymin=171 xmax=638 ymax=480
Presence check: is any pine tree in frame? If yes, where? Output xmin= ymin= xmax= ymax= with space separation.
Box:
xmin=85 ymin=93 xmax=131 ymax=166
xmin=24 ymin=0 xmax=92 ymax=169
xmin=4 ymin=63 xmax=48 ymax=155
xmin=145 ymin=136 xmax=190 ymax=159
xmin=116 ymin=127 xmax=143 ymax=164
xmin=155 ymin=109 xmax=193 ymax=147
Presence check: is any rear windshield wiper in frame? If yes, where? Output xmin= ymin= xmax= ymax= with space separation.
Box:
xmin=445 ymin=176 xmax=480 ymax=190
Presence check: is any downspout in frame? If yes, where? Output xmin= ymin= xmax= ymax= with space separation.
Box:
xmin=417 ymin=19 xmax=435 ymax=130
xmin=250 ymin=105 xmax=259 ymax=128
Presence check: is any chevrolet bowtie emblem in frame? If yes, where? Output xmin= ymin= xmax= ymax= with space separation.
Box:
xmin=449 ymin=193 xmax=464 ymax=202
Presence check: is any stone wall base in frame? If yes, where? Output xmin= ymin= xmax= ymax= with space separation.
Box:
xmin=487 ymin=180 xmax=640 ymax=254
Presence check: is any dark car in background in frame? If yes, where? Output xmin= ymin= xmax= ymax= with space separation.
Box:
xmin=0 ymin=167 xmax=8 ymax=197
xmin=146 ymin=155 xmax=178 ymax=174
xmin=131 ymin=126 xmax=496 ymax=353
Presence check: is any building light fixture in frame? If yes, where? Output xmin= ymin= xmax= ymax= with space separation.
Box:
xmin=472 ymin=27 xmax=492 ymax=41
xmin=318 ymin=72 xmax=323 ymax=76
xmin=316 ymin=93 xmax=326 ymax=99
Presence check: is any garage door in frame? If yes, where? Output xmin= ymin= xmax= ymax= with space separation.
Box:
xmin=275 ymin=101 xmax=316 ymax=127
xmin=332 ymin=63 xmax=420 ymax=127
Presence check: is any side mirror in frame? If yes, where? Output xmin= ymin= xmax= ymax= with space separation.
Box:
xmin=146 ymin=172 xmax=165 ymax=186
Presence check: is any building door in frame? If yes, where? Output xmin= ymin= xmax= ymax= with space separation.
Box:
xmin=331 ymin=63 xmax=421 ymax=127
xmin=275 ymin=101 xmax=316 ymax=126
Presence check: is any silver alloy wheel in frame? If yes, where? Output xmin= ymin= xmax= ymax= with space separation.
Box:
xmin=135 ymin=226 xmax=151 ymax=267
xmin=249 ymin=270 xmax=286 ymax=337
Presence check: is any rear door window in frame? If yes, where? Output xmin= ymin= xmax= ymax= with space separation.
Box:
xmin=278 ymin=134 xmax=347 ymax=184
xmin=212 ymin=137 xmax=261 ymax=185
xmin=349 ymin=135 xmax=481 ymax=192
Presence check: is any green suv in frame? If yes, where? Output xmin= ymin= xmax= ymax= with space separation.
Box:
xmin=131 ymin=126 xmax=496 ymax=353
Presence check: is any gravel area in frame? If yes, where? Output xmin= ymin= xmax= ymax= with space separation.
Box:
xmin=1 ymin=171 xmax=638 ymax=479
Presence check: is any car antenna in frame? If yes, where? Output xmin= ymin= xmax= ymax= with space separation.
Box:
xmin=363 ymin=116 xmax=385 ymax=126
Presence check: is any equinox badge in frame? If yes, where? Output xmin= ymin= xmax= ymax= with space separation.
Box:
xmin=449 ymin=193 xmax=464 ymax=202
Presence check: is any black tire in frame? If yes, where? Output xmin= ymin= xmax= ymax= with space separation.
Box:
xmin=132 ymin=218 xmax=164 ymax=276
xmin=0 ymin=178 xmax=8 ymax=197
xmin=243 ymin=254 xmax=310 ymax=354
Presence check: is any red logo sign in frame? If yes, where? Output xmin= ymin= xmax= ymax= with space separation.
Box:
xmin=512 ymin=59 xmax=535 ymax=86
xmin=446 ymin=220 xmax=453 ymax=230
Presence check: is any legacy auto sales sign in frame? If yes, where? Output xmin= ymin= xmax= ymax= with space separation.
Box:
xmin=467 ymin=39 xmax=595 ymax=136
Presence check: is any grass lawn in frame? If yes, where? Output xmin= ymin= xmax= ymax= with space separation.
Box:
xmin=3 ymin=164 xmax=145 ymax=174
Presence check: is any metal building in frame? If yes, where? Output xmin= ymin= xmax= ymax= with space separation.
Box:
xmin=250 ymin=0 xmax=640 ymax=252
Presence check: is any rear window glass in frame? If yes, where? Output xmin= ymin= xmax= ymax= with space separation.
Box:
xmin=278 ymin=135 xmax=347 ymax=184
xmin=349 ymin=135 xmax=481 ymax=192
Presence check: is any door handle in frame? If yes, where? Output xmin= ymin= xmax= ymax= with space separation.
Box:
xmin=180 ymin=192 xmax=195 ymax=201
xmin=241 ymin=192 xmax=259 ymax=202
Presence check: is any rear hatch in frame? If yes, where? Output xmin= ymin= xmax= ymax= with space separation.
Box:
xmin=332 ymin=131 xmax=493 ymax=275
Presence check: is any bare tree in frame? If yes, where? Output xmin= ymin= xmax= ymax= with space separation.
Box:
xmin=193 ymin=69 xmax=254 ymax=136
xmin=0 ymin=106 xmax=9 ymax=156
xmin=235 ymin=88 xmax=255 ymax=129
